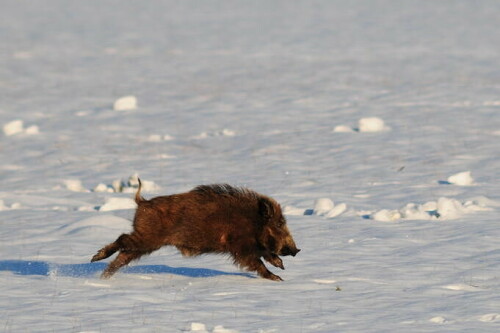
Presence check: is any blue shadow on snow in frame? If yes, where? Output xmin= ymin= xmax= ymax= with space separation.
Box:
xmin=0 ymin=260 xmax=253 ymax=279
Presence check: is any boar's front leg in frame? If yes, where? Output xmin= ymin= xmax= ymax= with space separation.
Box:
xmin=240 ymin=256 xmax=283 ymax=281
xmin=263 ymin=253 xmax=284 ymax=270
xmin=101 ymin=251 xmax=143 ymax=279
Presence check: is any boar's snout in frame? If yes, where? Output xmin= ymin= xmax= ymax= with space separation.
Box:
xmin=280 ymin=246 xmax=301 ymax=257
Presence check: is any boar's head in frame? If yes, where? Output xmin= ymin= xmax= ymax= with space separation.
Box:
xmin=258 ymin=197 xmax=300 ymax=257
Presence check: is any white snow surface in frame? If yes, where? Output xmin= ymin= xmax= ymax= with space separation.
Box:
xmin=1 ymin=1 xmax=500 ymax=332
xmin=113 ymin=95 xmax=138 ymax=111
xmin=447 ymin=170 xmax=475 ymax=186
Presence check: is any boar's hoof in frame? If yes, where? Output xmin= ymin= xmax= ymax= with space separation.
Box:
xmin=264 ymin=254 xmax=284 ymax=270
xmin=260 ymin=270 xmax=283 ymax=281
xmin=268 ymin=273 xmax=284 ymax=282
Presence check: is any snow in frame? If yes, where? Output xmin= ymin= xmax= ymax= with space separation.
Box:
xmin=3 ymin=120 xmax=24 ymax=136
xmin=333 ymin=117 xmax=389 ymax=133
xmin=447 ymin=171 xmax=475 ymax=186
xmin=98 ymin=197 xmax=137 ymax=212
xmin=113 ymin=95 xmax=138 ymax=111
xmin=1 ymin=1 xmax=500 ymax=332
xmin=312 ymin=198 xmax=347 ymax=218
xmin=357 ymin=117 xmax=390 ymax=133
xmin=2 ymin=119 xmax=39 ymax=136
xmin=370 ymin=196 xmax=494 ymax=222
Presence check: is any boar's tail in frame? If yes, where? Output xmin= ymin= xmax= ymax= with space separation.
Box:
xmin=135 ymin=178 xmax=145 ymax=203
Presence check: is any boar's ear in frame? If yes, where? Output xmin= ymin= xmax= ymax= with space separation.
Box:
xmin=258 ymin=197 xmax=275 ymax=220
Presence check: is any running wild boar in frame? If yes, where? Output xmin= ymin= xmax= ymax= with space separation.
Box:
xmin=91 ymin=180 xmax=300 ymax=281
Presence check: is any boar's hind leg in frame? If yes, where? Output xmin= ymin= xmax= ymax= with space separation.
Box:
xmin=241 ymin=257 xmax=283 ymax=281
xmin=91 ymin=241 xmax=120 ymax=263
xmin=263 ymin=253 xmax=284 ymax=270
xmin=91 ymin=233 xmax=151 ymax=263
xmin=100 ymin=251 xmax=143 ymax=279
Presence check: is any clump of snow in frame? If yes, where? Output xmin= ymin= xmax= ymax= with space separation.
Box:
xmin=372 ymin=209 xmax=402 ymax=222
xmin=113 ymin=95 xmax=137 ymax=111
xmin=284 ymin=199 xmax=347 ymax=218
xmin=63 ymin=179 xmax=87 ymax=192
xmin=357 ymin=117 xmax=389 ymax=132
xmin=147 ymin=134 xmax=174 ymax=142
xmin=24 ymin=125 xmax=39 ymax=135
xmin=313 ymin=198 xmax=334 ymax=215
xmin=333 ymin=117 xmax=389 ymax=133
xmin=478 ymin=313 xmax=500 ymax=322
xmin=192 ymin=129 xmax=236 ymax=139
xmin=98 ymin=197 xmax=137 ymax=211
xmin=429 ymin=316 xmax=447 ymax=324
xmin=325 ymin=202 xmax=347 ymax=218
xmin=332 ymin=125 xmax=355 ymax=133
xmin=3 ymin=120 xmax=23 ymax=136
xmin=313 ymin=198 xmax=347 ymax=218
xmin=283 ymin=205 xmax=307 ymax=216
xmin=93 ymin=183 xmax=114 ymax=193
xmin=0 ymin=200 xmax=21 ymax=211
xmin=3 ymin=120 xmax=39 ymax=136
xmin=93 ymin=174 xmax=160 ymax=194
xmin=370 ymin=197 xmax=495 ymax=221
xmin=443 ymin=283 xmax=481 ymax=292
xmin=447 ymin=171 xmax=474 ymax=186
xmin=212 ymin=325 xmax=238 ymax=333
xmin=187 ymin=323 xmax=238 ymax=333
xmin=188 ymin=323 xmax=208 ymax=332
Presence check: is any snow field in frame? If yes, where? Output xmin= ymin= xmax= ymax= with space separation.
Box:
xmin=1 ymin=1 xmax=500 ymax=332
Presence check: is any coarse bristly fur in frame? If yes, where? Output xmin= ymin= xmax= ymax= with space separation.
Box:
xmin=91 ymin=179 xmax=300 ymax=281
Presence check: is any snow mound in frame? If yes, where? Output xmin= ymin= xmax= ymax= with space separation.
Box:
xmin=113 ymin=95 xmax=137 ymax=111
xmin=284 ymin=199 xmax=347 ymax=219
xmin=333 ymin=117 xmax=389 ymax=133
xmin=64 ymin=179 xmax=87 ymax=192
xmin=447 ymin=171 xmax=475 ymax=186
xmin=429 ymin=316 xmax=447 ymax=324
xmin=313 ymin=198 xmax=334 ymax=215
xmin=443 ymin=283 xmax=482 ymax=292
xmin=3 ymin=120 xmax=39 ymax=136
xmin=187 ymin=323 xmax=238 ymax=333
xmin=283 ymin=205 xmax=307 ymax=216
xmin=332 ymin=125 xmax=355 ymax=133
xmin=0 ymin=200 xmax=21 ymax=211
xmin=370 ymin=197 xmax=495 ymax=221
xmin=189 ymin=323 xmax=208 ymax=332
xmin=313 ymin=198 xmax=347 ymax=218
xmin=478 ymin=313 xmax=500 ymax=322
xmin=358 ymin=117 xmax=389 ymax=132
xmin=93 ymin=174 xmax=160 ymax=194
xmin=192 ymin=129 xmax=236 ymax=139
xmin=98 ymin=197 xmax=137 ymax=211
xmin=147 ymin=134 xmax=174 ymax=142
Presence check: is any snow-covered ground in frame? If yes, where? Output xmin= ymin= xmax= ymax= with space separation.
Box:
xmin=1 ymin=1 xmax=499 ymax=332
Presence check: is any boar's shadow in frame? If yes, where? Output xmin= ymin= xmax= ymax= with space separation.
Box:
xmin=0 ymin=260 xmax=254 ymax=279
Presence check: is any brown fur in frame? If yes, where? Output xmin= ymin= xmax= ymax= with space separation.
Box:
xmin=91 ymin=180 xmax=300 ymax=281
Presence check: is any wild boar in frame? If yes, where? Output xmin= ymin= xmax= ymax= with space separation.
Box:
xmin=91 ymin=180 xmax=300 ymax=281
